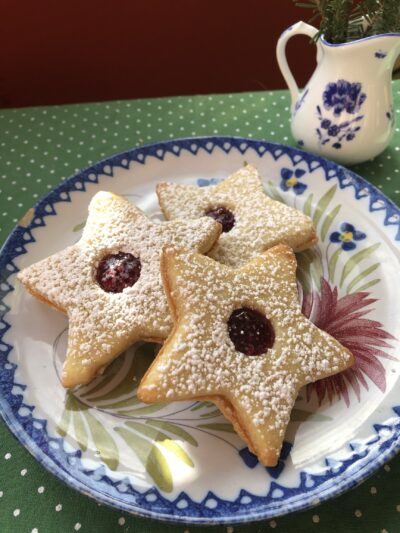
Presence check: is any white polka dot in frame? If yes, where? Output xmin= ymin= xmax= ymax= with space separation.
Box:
xmin=118 ymin=517 xmax=125 ymax=525
xmin=20 ymin=468 xmax=27 ymax=476
xmin=370 ymin=486 xmax=377 ymax=494
xmin=312 ymin=514 xmax=320 ymax=523
xmin=55 ymin=503 xmax=62 ymax=512
xmin=354 ymin=509 xmax=362 ymax=517
xmin=74 ymin=524 xmax=81 ymax=531
xmin=384 ymin=464 xmax=391 ymax=471
xmin=13 ymin=509 xmax=20 ymax=517
xmin=269 ymin=520 xmax=277 ymax=528
xmin=37 ymin=486 xmax=45 ymax=494
xmin=226 ymin=527 xmax=234 ymax=533
xmin=0 ymin=491 xmax=3 ymax=497
xmin=31 ymin=529 xmax=38 ymax=533
xmin=4 ymin=452 xmax=11 ymax=460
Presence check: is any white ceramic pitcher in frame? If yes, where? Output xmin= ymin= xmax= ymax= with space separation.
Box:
xmin=276 ymin=21 xmax=400 ymax=165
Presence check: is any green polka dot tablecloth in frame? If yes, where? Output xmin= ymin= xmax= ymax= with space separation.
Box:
xmin=1 ymin=85 xmax=400 ymax=533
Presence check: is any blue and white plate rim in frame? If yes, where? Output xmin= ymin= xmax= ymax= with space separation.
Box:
xmin=0 ymin=136 xmax=399 ymax=525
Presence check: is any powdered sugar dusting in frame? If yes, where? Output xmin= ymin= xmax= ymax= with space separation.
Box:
xmin=17 ymin=191 xmax=220 ymax=386
xmin=157 ymin=164 xmax=317 ymax=267
xmin=140 ymin=245 xmax=353 ymax=462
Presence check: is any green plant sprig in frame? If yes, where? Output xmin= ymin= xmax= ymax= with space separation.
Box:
xmin=293 ymin=0 xmax=400 ymax=44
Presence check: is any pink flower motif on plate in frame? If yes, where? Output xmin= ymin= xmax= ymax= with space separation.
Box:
xmin=302 ymin=278 xmax=396 ymax=406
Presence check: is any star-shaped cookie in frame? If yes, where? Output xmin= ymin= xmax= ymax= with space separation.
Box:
xmin=17 ymin=191 xmax=221 ymax=388
xmin=156 ymin=164 xmax=318 ymax=267
xmin=138 ymin=245 xmax=353 ymax=466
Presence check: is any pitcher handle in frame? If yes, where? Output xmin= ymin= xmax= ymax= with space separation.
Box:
xmin=276 ymin=21 xmax=321 ymax=112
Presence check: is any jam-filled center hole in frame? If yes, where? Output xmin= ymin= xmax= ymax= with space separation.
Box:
xmin=96 ymin=252 xmax=141 ymax=293
xmin=228 ymin=307 xmax=275 ymax=355
xmin=205 ymin=207 xmax=235 ymax=233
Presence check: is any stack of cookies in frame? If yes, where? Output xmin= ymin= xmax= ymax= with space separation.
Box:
xmin=18 ymin=164 xmax=353 ymax=466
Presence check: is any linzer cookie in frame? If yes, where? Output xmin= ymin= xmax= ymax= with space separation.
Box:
xmin=138 ymin=245 xmax=354 ymax=466
xmin=156 ymin=164 xmax=317 ymax=267
xmin=17 ymin=191 xmax=221 ymax=388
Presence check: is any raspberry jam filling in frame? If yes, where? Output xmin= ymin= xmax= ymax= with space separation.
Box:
xmin=96 ymin=252 xmax=141 ymax=293
xmin=205 ymin=207 xmax=235 ymax=233
xmin=228 ymin=307 xmax=275 ymax=355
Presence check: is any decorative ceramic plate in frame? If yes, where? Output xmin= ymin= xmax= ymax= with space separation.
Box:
xmin=1 ymin=137 xmax=400 ymax=525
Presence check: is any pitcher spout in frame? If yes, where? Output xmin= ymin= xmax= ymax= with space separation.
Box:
xmin=369 ymin=33 xmax=400 ymax=69
xmin=320 ymin=32 xmax=400 ymax=70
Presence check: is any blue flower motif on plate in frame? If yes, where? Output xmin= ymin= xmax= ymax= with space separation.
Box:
xmin=197 ymin=177 xmax=220 ymax=187
xmin=280 ymin=167 xmax=307 ymax=195
xmin=330 ymin=222 xmax=366 ymax=251
xmin=239 ymin=442 xmax=292 ymax=479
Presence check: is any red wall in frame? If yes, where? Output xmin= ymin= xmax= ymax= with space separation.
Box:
xmin=1 ymin=1 xmax=317 ymax=107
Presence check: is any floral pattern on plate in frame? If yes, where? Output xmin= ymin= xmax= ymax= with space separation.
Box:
xmin=1 ymin=137 xmax=400 ymax=524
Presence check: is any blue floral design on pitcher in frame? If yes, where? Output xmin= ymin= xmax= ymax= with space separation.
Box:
xmin=294 ymin=88 xmax=309 ymax=116
xmin=316 ymin=80 xmax=366 ymax=150
xmin=386 ymin=107 xmax=395 ymax=129
xmin=323 ymin=80 xmax=366 ymax=117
